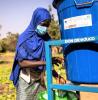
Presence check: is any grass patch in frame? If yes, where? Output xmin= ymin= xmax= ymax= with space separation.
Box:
xmin=0 ymin=52 xmax=66 ymax=100
xmin=0 ymin=52 xmax=16 ymax=100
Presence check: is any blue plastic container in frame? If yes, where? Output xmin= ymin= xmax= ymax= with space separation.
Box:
xmin=53 ymin=0 xmax=98 ymax=83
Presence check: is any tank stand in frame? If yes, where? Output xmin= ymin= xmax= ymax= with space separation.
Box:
xmin=45 ymin=37 xmax=98 ymax=100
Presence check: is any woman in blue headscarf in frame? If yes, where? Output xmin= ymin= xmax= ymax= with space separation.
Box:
xmin=10 ymin=7 xmax=65 ymax=100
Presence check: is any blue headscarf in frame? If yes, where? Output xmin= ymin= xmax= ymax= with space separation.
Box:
xmin=10 ymin=8 xmax=51 ymax=86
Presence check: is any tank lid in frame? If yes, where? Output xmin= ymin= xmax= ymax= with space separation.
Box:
xmin=52 ymin=0 xmax=63 ymax=9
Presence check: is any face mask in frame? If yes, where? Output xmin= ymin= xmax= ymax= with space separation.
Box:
xmin=36 ymin=25 xmax=47 ymax=35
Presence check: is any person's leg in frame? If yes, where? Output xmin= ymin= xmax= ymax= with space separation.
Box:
xmin=33 ymin=82 xmax=46 ymax=100
xmin=16 ymin=77 xmax=45 ymax=100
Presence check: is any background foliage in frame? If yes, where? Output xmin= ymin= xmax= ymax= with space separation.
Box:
xmin=0 ymin=5 xmax=61 ymax=53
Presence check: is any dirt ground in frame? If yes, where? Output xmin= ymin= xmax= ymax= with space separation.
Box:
xmin=79 ymin=84 xmax=98 ymax=100
xmin=81 ymin=92 xmax=98 ymax=100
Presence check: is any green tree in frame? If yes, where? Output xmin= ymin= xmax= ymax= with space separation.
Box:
xmin=0 ymin=32 xmax=19 ymax=52
xmin=48 ymin=5 xmax=61 ymax=40
xmin=6 ymin=32 xmax=19 ymax=51
xmin=0 ymin=38 xmax=8 ymax=52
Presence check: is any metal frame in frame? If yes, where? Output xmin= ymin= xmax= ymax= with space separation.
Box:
xmin=45 ymin=36 xmax=98 ymax=100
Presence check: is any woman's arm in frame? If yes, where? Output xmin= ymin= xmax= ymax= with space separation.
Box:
xmin=52 ymin=70 xmax=66 ymax=84
xmin=19 ymin=60 xmax=46 ymax=68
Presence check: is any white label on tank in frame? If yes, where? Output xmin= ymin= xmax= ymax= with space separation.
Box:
xmin=64 ymin=36 xmax=95 ymax=43
xmin=64 ymin=14 xmax=92 ymax=30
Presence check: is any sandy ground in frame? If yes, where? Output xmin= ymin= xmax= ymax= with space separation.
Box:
xmin=81 ymin=92 xmax=98 ymax=100
xmin=79 ymin=84 xmax=98 ymax=100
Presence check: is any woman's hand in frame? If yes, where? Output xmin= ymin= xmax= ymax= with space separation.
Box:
xmin=52 ymin=57 xmax=64 ymax=66
xmin=56 ymin=76 xmax=66 ymax=84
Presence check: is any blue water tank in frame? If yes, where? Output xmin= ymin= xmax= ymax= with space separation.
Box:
xmin=53 ymin=0 xmax=98 ymax=83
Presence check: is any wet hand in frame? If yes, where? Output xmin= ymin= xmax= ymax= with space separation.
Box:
xmin=52 ymin=57 xmax=64 ymax=66
xmin=56 ymin=76 xmax=66 ymax=84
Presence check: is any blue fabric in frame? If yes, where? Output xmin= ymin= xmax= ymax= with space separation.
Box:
xmin=10 ymin=8 xmax=51 ymax=87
